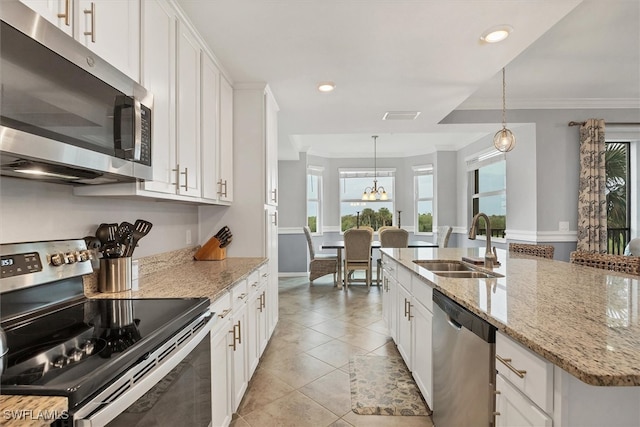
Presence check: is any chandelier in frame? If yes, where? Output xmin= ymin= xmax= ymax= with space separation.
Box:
xmin=362 ymin=135 xmax=388 ymax=200
xmin=493 ymin=67 xmax=516 ymax=152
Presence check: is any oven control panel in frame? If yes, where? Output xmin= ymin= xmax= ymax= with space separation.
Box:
xmin=0 ymin=239 xmax=93 ymax=293
xmin=1 ymin=251 xmax=43 ymax=278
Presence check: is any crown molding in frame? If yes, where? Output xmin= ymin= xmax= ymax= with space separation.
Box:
xmin=458 ymin=98 xmax=640 ymax=110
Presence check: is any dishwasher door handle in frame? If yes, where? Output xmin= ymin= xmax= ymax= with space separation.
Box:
xmin=446 ymin=314 xmax=462 ymax=330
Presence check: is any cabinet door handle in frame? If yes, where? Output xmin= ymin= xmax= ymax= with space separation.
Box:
xmin=496 ymin=354 xmax=527 ymax=378
xmin=236 ymin=320 xmax=242 ymax=344
xmin=271 ymin=188 xmax=277 ymax=203
xmin=57 ymin=0 xmax=71 ymax=26
xmin=408 ymin=302 xmax=414 ymax=320
xmin=238 ymin=292 xmax=247 ymax=300
xmin=261 ymin=292 xmax=266 ymax=309
xmin=83 ymin=2 xmax=96 ymax=43
xmin=271 ymin=211 xmax=278 ymax=226
xmin=181 ymin=168 xmax=188 ymax=190
xmin=217 ymin=308 xmax=232 ymax=319
xmin=217 ymin=179 xmax=228 ymax=197
xmin=228 ymin=324 xmax=237 ymax=351
xmin=404 ymin=298 xmax=409 ymax=317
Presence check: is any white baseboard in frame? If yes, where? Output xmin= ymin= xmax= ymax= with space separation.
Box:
xmin=278 ymin=272 xmax=308 ymax=277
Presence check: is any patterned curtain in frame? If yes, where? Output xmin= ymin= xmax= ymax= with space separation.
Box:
xmin=577 ymin=119 xmax=607 ymax=252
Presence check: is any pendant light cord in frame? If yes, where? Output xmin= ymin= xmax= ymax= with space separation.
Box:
xmin=501 ymin=67 xmax=506 ymax=130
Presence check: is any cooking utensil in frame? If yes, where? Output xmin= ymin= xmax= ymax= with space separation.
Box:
xmin=116 ymin=222 xmax=134 ymax=256
xmin=102 ymin=241 xmax=123 ymax=258
xmin=220 ymin=236 xmax=232 ymax=248
xmin=125 ymin=219 xmax=153 ymax=257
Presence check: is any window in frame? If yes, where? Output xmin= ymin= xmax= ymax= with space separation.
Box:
xmin=339 ymin=169 xmax=394 ymax=231
xmin=307 ymin=167 xmax=323 ymax=233
xmin=606 ymin=142 xmax=630 ymax=254
xmin=467 ymin=150 xmax=506 ymax=238
xmin=414 ymin=165 xmax=433 ymax=233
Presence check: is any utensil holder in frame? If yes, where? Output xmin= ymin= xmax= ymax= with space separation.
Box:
xmin=99 ymin=257 xmax=132 ymax=293
xmin=194 ymin=237 xmax=226 ymax=261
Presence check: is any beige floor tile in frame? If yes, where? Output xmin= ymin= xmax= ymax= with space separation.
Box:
xmin=329 ymin=419 xmax=355 ymax=427
xmin=305 ymin=339 xmax=368 ymax=368
xmin=337 ymin=328 xmax=392 ymax=352
xmin=229 ymin=414 xmax=251 ymax=427
xmin=369 ymin=341 xmax=402 ymax=357
xmin=263 ymin=352 xmax=336 ymax=389
xmin=241 ymin=390 xmax=339 ymax=427
xmin=299 ymin=369 xmax=353 ymax=417
xmin=366 ymin=319 xmax=390 ymax=335
xmin=236 ymin=367 xmax=295 ymax=416
xmin=309 ymin=318 xmax=365 ymax=339
xmin=279 ymin=310 xmax=333 ymax=326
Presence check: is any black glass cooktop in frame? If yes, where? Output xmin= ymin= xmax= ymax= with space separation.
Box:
xmin=1 ymin=297 xmax=208 ymax=408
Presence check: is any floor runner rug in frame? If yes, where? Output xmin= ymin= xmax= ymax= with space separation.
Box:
xmin=349 ymin=354 xmax=431 ymax=416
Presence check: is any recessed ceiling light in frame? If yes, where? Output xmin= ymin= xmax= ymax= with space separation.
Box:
xmin=480 ymin=25 xmax=513 ymax=43
xmin=317 ymin=82 xmax=336 ymax=92
xmin=382 ymin=111 xmax=421 ymax=120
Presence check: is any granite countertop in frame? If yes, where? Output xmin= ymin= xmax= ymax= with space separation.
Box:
xmin=382 ymin=246 xmax=640 ymax=387
xmin=2 ymin=250 xmax=267 ymax=426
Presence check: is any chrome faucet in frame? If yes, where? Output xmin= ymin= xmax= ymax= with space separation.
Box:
xmin=468 ymin=212 xmax=498 ymax=269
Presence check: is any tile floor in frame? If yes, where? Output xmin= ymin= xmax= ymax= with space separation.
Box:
xmin=230 ymin=275 xmax=434 ymax=427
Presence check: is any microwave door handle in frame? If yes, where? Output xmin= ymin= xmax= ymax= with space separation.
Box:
xmin=113 ymin=96 xmax=141 ymax=161
xmin=133 ymin=98 xmax=142 ymax=162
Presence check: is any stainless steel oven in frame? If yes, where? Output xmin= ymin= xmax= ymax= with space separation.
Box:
xmin=0 ymin=240 xmax=213 ymax=427
xmin=0 ymin=1 xmax=152 ymax=185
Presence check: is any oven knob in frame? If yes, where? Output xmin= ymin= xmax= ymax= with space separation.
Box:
xmin=52 ymin=355 xmax=67 ymax=368
xmin=50 ymin=253 xmax=65 ymax=266
xmin=64 ymin=252 xmax=77 ymax=264
xmin=69 ymin=349 xmax=84 ymax=362
xmin=77 ymin=250 xmax=92 ymax=262
xmin=81 ymin=340 xmax=95 ymax=355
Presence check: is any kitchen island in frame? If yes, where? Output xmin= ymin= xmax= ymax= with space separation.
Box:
xmin=381 ymin=246 xmax=640 ymax=426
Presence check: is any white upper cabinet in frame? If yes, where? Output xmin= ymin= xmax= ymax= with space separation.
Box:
xmin=201 ymin=54 xmax=234 ymax=203
xmin=218 ymin=75 xmax=234 ymax=202
xmin=140 ymin=0 xmax=176 ymax=195
xmin=264 ymin=90 xmax=279 ymax=206
xmin=175 ymin=21 xmax=201 ymax=197
xmin=20 ymin=0 xmax=140 ymax=80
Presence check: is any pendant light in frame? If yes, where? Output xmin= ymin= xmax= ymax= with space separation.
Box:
xmin=493 ymin=67 xmax=516 ymax=152
xmin=362 ymin=135 xmax=388 ymax=201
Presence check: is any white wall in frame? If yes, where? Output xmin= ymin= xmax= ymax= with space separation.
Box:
xmin=0 ymin=177 xmax=199 ymax=258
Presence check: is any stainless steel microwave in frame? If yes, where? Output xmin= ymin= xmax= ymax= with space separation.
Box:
xmin=0 ymin=1 xmax=153 ymax=185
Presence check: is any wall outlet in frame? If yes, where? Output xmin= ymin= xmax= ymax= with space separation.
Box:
xmin=559 ymin=221 xmax=570 ymax=232
xmin=186 ymin=229 xmax=192 ymax=245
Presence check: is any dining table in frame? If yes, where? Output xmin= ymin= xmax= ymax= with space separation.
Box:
xmin=321 ymin=240 xmax=438 ymax=289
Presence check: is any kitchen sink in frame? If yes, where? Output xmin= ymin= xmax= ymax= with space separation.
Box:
xmin=430 ymin=271 xmax=501 ymax=279
xmin=413 ymin=260 xmax=503 ymax=278
xmin=413 ymin=261 xmax=475 ymax=271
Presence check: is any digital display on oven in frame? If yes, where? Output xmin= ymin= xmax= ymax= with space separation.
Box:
xmin=0 ymin=252 xmax=43 ymax=279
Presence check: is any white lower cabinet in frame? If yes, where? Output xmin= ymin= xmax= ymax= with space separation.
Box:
xmin=209 ymin=264 xmax=274 ymax=426
xmin=410 ymin=299 xmax=433 ymax=409
xmin=496 ymin=374 xmax=552 ymax=427
xmin=396 ymin=283 xmax=412 ymax=363
xmin=210 ymin=292 xmax=233 ymax=427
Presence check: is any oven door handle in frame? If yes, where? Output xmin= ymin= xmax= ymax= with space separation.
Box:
xmin=74 ymin=312 xmax=214 ymax=427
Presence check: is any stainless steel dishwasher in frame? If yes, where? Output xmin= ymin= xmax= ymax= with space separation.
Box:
xmin=432 ymin=289 xmax=497 ymax=427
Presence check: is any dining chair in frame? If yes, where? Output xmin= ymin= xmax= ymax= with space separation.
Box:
xmin=377 ymin=228 xmax=409 ymax=285
xmin=303 ymin=226 xmax=338 ymax=285
xmin=356 ymin=225 xmax=374 ymax=241
xmin=509 ymin=243 xmax=555 ymax=259
xmin=343 ymin=228 xmax=373 ymax=289
xmin=436 ymin=225 xmax=452 ymax=248
xmin=569 ymin=251 xmax=640 ymax=276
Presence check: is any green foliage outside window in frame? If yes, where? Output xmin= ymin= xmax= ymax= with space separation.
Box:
xmin=418 ymin=213 xmax=433 ymax=232
xmin=341 ymin=207 xmax=393 ymax=232
xmin=308 ymin=216 xmax=317 ymax=233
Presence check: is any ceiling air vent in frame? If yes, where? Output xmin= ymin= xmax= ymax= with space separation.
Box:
xmin=382 ymin=111 xmax=421 ymax=120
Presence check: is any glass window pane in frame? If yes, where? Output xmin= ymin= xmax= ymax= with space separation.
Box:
xmin=417 ymin=200 xmax=433 ymax=232
xmin=307 ymin=201 xmax=318 ymax=232
xmin=307 ymin=175 xmax=319 ymax=199
xmin=477 ymin=195 xmax=506 ymax=237
xmin=478 ymin=161 xmax=506 ymax=193
xmin=417 ymin=175 xmax=433 ymax=198
xmin=340 ymin=202 xmax=394 ymax=231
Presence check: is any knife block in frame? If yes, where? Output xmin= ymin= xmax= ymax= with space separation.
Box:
xmin=194 ymin=236 xmax=226 ymax=261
